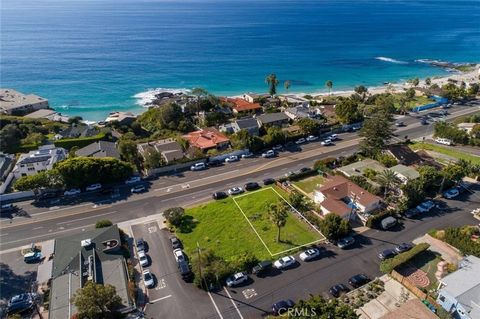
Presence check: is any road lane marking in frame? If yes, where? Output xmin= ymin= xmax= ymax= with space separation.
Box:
xmin=224 ymin=287 xmax=244 ymax=319
xmin=242 ymin=288 xmax=257 ymax=299
xmin=155 ymin=278 xmax=166 ymax=290
xmin=207 ymin=290 xmax=224 ymax=319
xmin=149 ymin=295 xmax=172 ymax=303
xmin=56 ymin=211 xmax=117 ymax=225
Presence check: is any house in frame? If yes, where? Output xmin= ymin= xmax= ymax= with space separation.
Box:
xmin=232 ymin=118 xmax=260 ymax=136
xmin=182 ymin=128 xmax=230 ymax=152
xmin=0 ymin=153 xmax=15 ymax=181
xmin=222 ymin=97 xmax=262 ymax=114
xmin=385 ymin=145 xmax=422 ymax=166
xmin=337 ymin=159 xmax=386 ymax=178
xmin=0 ymin=88 xmax=49 ymax=115
xmin=49 ymin=225 xmax=134 ymax=319
xmin=390 ymin=164 xmax=420 ymax=184
xmin=75 ymin=141 xmax=120 ymax=159
xmin=279 ymin=95 xmax=310 ymax=107
xmin=13 ymin=145 xmax=67 ymax=178
xmin=437 ymin=255 xmax=480 ymax=319
xmin=137 ymin=138 xmax=184 ymax=164
xmin=55 ymin=124 xmax=100 ymax=140
xmin=23 ymin=109 xmax=70 ymax=123
xmin=256 ymin=112 xmax=290 ymax=128
xmin=242 ymin=93 xmax=270 ymax=103
xmin=457 ymin=123 xmax=477 ymax=135
xmin=284 ymin=106 xmax=312 ymax=120
xmin=313 ymin=175 xmax=382 ymax=219
xmin=380 ymin=299 xmax=438 ymax=319
xmin=104 ymin=111 xmax=137 ymax=126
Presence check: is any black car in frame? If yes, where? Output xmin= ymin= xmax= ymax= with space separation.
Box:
xmin=404 ymin=208 xmax=420 ymax=218
xmin=136 ymin=238 xmax=146 ymax=252
xmin=272 ymin=299 xmax=295 ymax=316
xmin=329 ymin=284 xmax=350 ymax=297
xmin=420 ymin=118 xmax=428 ymax=125
xmin=178 ymin=260 xmax=192 ymax=281
xmin=378 ymin=249 xmax=397 ymax=260
xmin=170 ymin=236 xmax=182 ymax=250
xmin=395 ymin=242 xmax=414 ymax=253
xmin=252 ymin=260 xmax=272 ymax=276
xmin=348 ymin=274 xmax=370 ymax=288
xmin=244 ymin=182 xmax=260 ymax=191
xmin=263 ymin=178 xmax=276 ymax=185
xmin=212 ymin=191 xmax=228 ymax=200
xmin=37 ymin=191 xmax=58 ymax=200
xmin=207 ymin=159 xmax=223 ymax=167
xmin=100 ymin=187 xmax=114 ymax=195
xmin=7 ymin=293 xmax=35 ymax=315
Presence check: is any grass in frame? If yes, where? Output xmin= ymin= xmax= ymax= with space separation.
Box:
xmin=391 ymin=93 xmax=435 ymax=109
xmin=404 ymin=250 xmax=441 ymax=292
xmin=410 ymin=142 xmax=480 ymax=165
xmin=176 ymin=187 xmax=323 ymax=261
xmin=293 ymin=175 xmax=325 ymax=194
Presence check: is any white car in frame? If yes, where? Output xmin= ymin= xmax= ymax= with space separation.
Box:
xmin=295 ymin=138 xmax=306 ymax=145
xmin=190 ymin=162 xmax=206 ymax=171
xmin=416 ymin=200 xmax=435 ymax=213
xmin=86 ymin=183 xmax=102 ymax=191
xmin=173 ymin=248 xmax=185 ymax=262
xmin=64 ymin=188 xmax=81 ymax=196
xmin=125 ymin=176 xmax=141 ymax=184
xmin=272 ymin=145 xmax=283 ymax=151
xmin=228 ymin=187 xmax=244 ymax=195
xmin=299 ymin=248 xmax=320 ymax=261
xmin=262 ymin=150 xmax=275 ymax=158
xmin=226 ymin=272 xmax=248 ymax=287
xmin=306 ymin=135 xmax=318 ymax=142
xmin=131 ymin=184 xmax=146 ymax=193
xmin=273 ymin=256 xmax=296 ymax=269
xmin=435 ymin=137 xmax=453 ymax=146
xmin=142 ymin=269 xmax=154 ymax=288
xmin=225 ymin=155 xmax=239 ymax=163
xmin=321 ymin=139 xmax=333 ymax=146
xmin=138 ymin=250 xmax=149 ymax=267
xmin=241 ymin=152 xmax=254 ymax=158
xmin=329 ymin=134 xmax=338 ymax=140
xmin=443 ymin=188 xmax=460 ymax=199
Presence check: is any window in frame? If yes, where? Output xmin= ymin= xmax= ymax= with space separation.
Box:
xmin=439 ymin=295 xmax=446 ymax=302
xmin=27 ymin=167 xmax=35 ymax=171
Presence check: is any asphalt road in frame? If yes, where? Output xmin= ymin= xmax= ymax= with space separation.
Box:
xmin=0 ymin=103 xmax=478 ymax=252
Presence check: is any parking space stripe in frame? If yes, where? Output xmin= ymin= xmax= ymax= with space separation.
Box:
xmin=149 ymin=295 xmax=172 ymax=303
xmin=208 ymin=290 xmax=224 ymax=319
xmin=223 ymin=287 xmax=244 ymax=319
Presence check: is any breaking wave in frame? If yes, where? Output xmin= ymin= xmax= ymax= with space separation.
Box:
xmin=133 ymin=88 xmax=190 ymax=107
xmin=375 ymin=56 xmax=408 ymax=64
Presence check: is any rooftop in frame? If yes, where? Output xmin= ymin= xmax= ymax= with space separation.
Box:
xmin=222 ymin=97 xmax=262 ymax=112
xmin=337 ymin=159 xmax=386 ymax=177
xmin=256 ymin=112 xmax=289 ymax=124
xmin=0 ymin=88 xmax=48 ymax=111
xmin=386 ymin=144 xmax=422 ymax=166
xmin=23 ymin=109 xmax=57 ymax=119
xmin=17 ymin=145 xmax=67 ymax=166
xmin=379 ymin=299 xmax=438 ymax=319
xmin=75 ymin=141 xmax=120 ymax=159
xmin=137 ymin=138 xmax=183 ymax=156
xmin=390 ymin=164 xmax=420 ymax=180
xmin=182 ymin=128 xmax=230 ymax=150
xmin=235 ymin=117 xmax=259 ymax=129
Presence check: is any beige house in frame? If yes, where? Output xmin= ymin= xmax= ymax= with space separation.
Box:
xmin=0 ymin=88 xmax=49 ymax=115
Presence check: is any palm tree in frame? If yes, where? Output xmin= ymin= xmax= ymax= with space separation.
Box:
xmin=265 ymin=74 xmax=280 ymax=96
xmin=284 ymin=80 xmax=291 ymax=93
xmin=325 ymin=80 xmax=333 ymax=95
xmin=191 ymin=87 xmax=208 ymax=116
xmin=268 ymin=201 xmax=288 ymax=242
xmin=377 ymin=169 xmax=401 ymax=198
xmin=398 ymin=96 xmax=409 ymax=115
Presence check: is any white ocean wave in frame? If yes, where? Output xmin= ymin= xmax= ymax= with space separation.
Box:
xmin=133 ymin=87 xmax=191 ymax=107
xmin=375 ymin=56 xmax=408 ymax=64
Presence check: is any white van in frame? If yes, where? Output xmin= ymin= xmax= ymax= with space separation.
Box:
xmin=434 ymin=137 xmax=453 ymax=146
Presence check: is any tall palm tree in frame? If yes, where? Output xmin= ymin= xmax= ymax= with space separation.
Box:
xmin=377 ymin=169 xmax=401 ymax=198
xmin=191 ymin=87 xmax=208 ymax=116
xmin=268 ymin=201 xmax=288 ymax=242
xmin=284 ymin=80 xmax=291 ymax=92
xmin=265 ymin=74 xmax=280 ymax=96
xmin=325 ymin=80 xmax=333 ymax=95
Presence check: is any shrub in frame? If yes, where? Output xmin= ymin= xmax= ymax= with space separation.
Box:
xmin=376 ymin=153 xmax=398 ymax=168
xmin=95 ymin=219 xmax=113 ymax=228
xmin=54 ymin=132 xmax=107 ymax=150
xmin=313 ymin=157 xmax=337 ymax=171
xmin=163 ymin=207 xmax=185 ymax=227
xmin=443 ymin=227 xmax=480 ymax=257
xmin=365 ymin=210 xmax=396 ymax=229
xmin=287 ymin=169 xmax=317 ymax=181
xmin=380 ymin=243 xmax=430 ymax=273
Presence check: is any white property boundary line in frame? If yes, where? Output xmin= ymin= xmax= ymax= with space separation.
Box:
xmin=232 ymin=187 xmax=325 ymax=256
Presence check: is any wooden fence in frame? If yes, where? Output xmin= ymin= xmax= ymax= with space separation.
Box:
xmin=390 ymin=270 xmax=427 ymax=300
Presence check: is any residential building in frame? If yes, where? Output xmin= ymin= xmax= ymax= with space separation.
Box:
xmin=55 ymin=124 xmax=100 ymax=140
xmin=13 ymin=145 xmax=67 ymax=178
xmin=49 ymin=225 xmax=134 ymax=319
xmin=284 ymin=106 xmax=313 ymax=120
xmin=385 ymin=145 xmax=422 ymax=166
xmin=75 ymin=141 xmax=120 ymax=159
xmin=232 ymin=118 xmax=260 ymax=136
xmin=437 ymin=255 xmax=480 ymax=319
xmin=0 ymin=153 xmax=15 ymax=181
xmin=0 ymin=88 xmax=49 ymax=115
xmin=242 ymin=92 xmax=270 ymax=103
xmin=457 ymin=123 xmax=477 ymax=135
xmin=182 ymin=128 xmax=230 ymax=152
xmin=23 ymin=109 xmax=70 ymax=123
xmin=337 ymin=159 xmax=386 ymax=178
xmin=137 ymin=138 xmax=184 ymax=164
xmin=222 ymin=97 xmax=262 ymax=114
xmin=104 ymin=111 xmax=137 ymax=126
xmin=313 ymin=175 xmax=382 ymax=219
xmin=379 ymin=299 xmax=438 ymax=319
xmin=278 ymin=95 xmax=310 ymax=107
xmin=390 ymin=164 xmax=420 ymax=184
xmin=219 ymin=123 xmax=235 ymax=134
xmin=256 ymin=112 xmax=290 ymax=128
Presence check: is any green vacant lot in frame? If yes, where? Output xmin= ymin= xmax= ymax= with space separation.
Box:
xmin=293 ymin=175 xmax=325 ymax=194
xmin=410 ymin=142 xmax=480 ymax=165
xmin=392 ymin=94 xmax=435 ymax=110
xmin=177 ymin=187 xmax=323 ymax=261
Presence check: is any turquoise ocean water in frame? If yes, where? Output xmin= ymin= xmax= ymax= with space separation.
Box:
xmin=1 ymin=0 xmax=479 ymax=121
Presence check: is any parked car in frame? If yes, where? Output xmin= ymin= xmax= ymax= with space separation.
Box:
xmin=435 ymin=137 xmax=453 ymax=146
xmin=225 ymin=155 xmax=239 ymax=163
xmin=405 ymin=208 xmax=420 ymax=218
xmin=337 ymin=236 xmax=355 ymax=249
xmin=378 ymin=249 xmax=397 ymax=260
xmin=142 ymin=269 xmax=154 ymax=288
xmin=273 ymin=256 xmax=296 ymax=269
xmin=131 ymin=184 xmax=146 ymax=193
xmin=228 ymin=187 xmax=244 ymax=195
xmin=136 ymin=238 xmax=146 ymax=252
xmin=252 ymin=260 xmax=272 ymax=276
xmin=395 ymin=242 xmax=414 ymax=254
xmin=307 ymin=135 xmax=318 ymax=142
xmin=207 ymin=159 xmax=223 ymax=167
xmin=395 ymin=121 xmax=405 ymax=127
xmin=299 ymin=248 xmax=320 ymax=261
xmin=329 ymin=284 xmax=350 ymax=297
xmin=125 ymin=176 xmax=141 ymax=184
xmin=321 ymin=139 xmax=333 ymax=146
xmin=138 ymin=250 xmax=149 ymax=267
xmin=86 ymin=183 xmax=102 ymax=191
xmin=380 ymin=216 xmax=397 ymax=230
xmin=226 ymin=272 xmax=249 ymax=287
xmin=329 ymin=134 xmax=339 ymax=140
xmin=23 ymin=251 xmax=42 ymax=263
xmin=170 ymin=236 xmax=182 ymax=250
xmin=272 ymin=145 xmax=283 ymax=151
xmin=272 ymin=299 xmax=295 ymax=316
xmin=173 ymin=248 xmax=185 ymax=262
xmin=295 ymin=138 xmax=306 ymax=145
xmin=64 ymin=188 xmax=81 ymax=196
xmin=416 ymin=200 xmax=435 ymax=213
xmin=178 ymin=260 xmax=192 ymax=281
xmin=190 ymin=162 xmax=207 ymax=171
xmin=263 ymin=178 xmax=276 ymax=185
xmin=0 ymin=203 xmax=16 ymax=213
xmin=6 ymin=293 xmax=35 ymax=315
xmin=244 ymin=182 xmax=260 ymax=191
xmin=212 ymin=191 xmax=228 ymax=200
xmin=242 ymin=152 xmax=254 ymax=158
xmin=421 ymin=118 xmax=428 ymax=125
xmin=443 ymin=188 xmax=460 ymax=199
xmin=348 ymin=274 xmax=370 ymax=288
xmin=262 ymin=150 xmax=275 ymax=158
xmin=38 ymin=191 xmax=58 ymax=200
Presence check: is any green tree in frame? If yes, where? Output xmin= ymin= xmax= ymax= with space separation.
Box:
xmin=293 ymin=295 xmax=358 ymax=319
xmin=268 ymin=201 xmax=289 ymax=242
xmin=425 ymin=77 xmax=432 ymax=86
xmin=143 ymin=149 xmax=164 ymax=169
xmin=262 ymin=126 xmax=285 ymax=146
xmin=95 ymin=219 xmax=113 ymax=228
xmin=467 ymin=83 xmax=479 ymax=96
xmin=265 ymin=74 xmax=280 ymax=96
xmin=320 ymin=214 xmax=351 ymax=241
xmin=21 ymin=132 xmax=46 ymax=145
xmin=14 ymin=169 xmax=64 ymax=191
xmin=73 ymin=281 xmax=122 ymax=319
xmin=418 ymin=165 xmax=442 ymax=194
xmin=434 ymin=122 xmax=469 ymax=144
xmin=289 ymin=192 xmax=313 ymax=213
xmin=118 ymin=139 xmax=138 ymax=164
xmin=354 ymin=85 xmax=368 ymax=101
xmin=376 ymin=169 xmax=400 ymax=198
xmin=191 ymin=87 xmax=209 ymax=115
xmin=402 ymin=179 xmax=425 ymax=207
xmin=471 ymin=124 xmax=480 ymax=139
xmin=0 ymin=124 xmax=22 ymax=153
xmin=335 ymin=98 xmax=362 ymax=124
xmin=163 ymin=207 xmax=185 ymax=227
xmin=137 ymin=102 xmax=190 ymax=132
xmin=325 ymin=80 xmax=333 ymax=94
xmin=69 ymin=146 xmax=80 ymax=158
xmin=411 ymin=77 xmax=420 ymax=87
xmin=359 ymin=109 xmax=394 ymax=156
xmin=231 ymin=129 xmax=264 ymax=152
xmin=405 ymin=88 xmax=415 ymax=100
xmin=296 ymin=118 xmax=322 ymax=135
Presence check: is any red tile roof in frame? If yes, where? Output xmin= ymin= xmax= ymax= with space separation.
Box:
xmin=182 ymin=128 xmax=230 ymax=150
xmin=222 ymin=97 xmax=262 ymax=112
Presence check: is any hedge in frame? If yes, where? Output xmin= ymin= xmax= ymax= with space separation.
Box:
xmin=380 ymin=243 xmax=430 ymax=273
xmin=287 ymin=168 xmax=317 ymax=181
xmin=54 ymin=132 xmax=107 ymax=150
xmin=366 ymin=210 xmax=396 ymax=229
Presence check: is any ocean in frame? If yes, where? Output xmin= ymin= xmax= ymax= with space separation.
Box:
xmin=1 ymin=0 xmax=479 ymax=121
